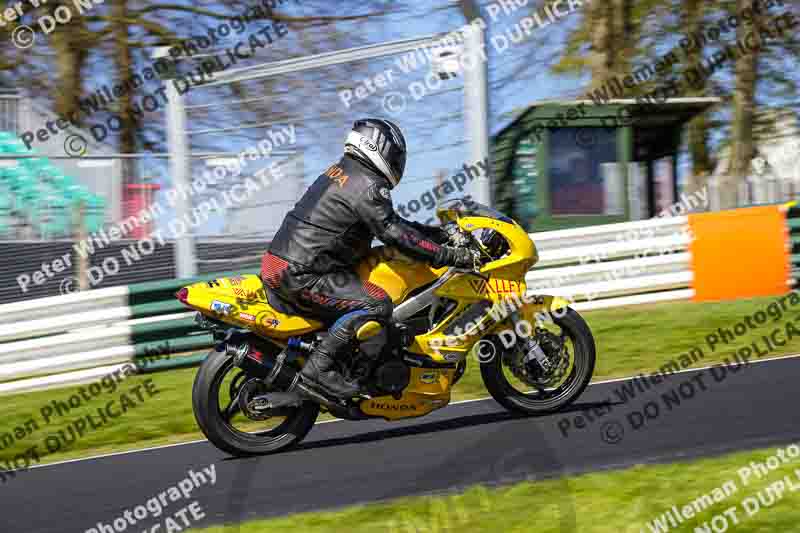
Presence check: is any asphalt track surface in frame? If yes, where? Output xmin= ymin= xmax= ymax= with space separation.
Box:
xmin=3 ymin=355 xmax=800 ymax=533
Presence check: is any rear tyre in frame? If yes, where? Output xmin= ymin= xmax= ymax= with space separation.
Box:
xmin=192 ymin=349 xmax=319 ymax=456
xmin=480 ymin=307 xmax=595 ymax=415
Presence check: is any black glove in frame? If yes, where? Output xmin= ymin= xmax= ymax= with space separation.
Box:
xmin=407 ymin=221 xmax=449 ymax=245
xmin=433 ymin=246 xmax=478 ymax=269
xmin=428 ymin=227 xmax=450 ymax=245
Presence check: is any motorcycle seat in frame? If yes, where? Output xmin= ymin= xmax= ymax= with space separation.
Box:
xmin=263 ymin=282 xmax=305 ymax=315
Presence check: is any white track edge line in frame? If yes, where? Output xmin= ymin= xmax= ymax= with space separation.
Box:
xmin=17 ymin=352 xmax=800 ymax=473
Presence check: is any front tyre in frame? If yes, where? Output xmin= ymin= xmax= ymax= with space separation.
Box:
xmin=480 ymin=307 xmax=595 ymax=415
xmin=192 ymin=348 xmax=319 ymax=456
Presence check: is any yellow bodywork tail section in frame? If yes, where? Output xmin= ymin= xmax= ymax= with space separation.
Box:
xmin=181 ymin=274 xmax=322 ymax=339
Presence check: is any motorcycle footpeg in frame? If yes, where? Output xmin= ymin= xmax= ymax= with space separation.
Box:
xmin=294 ymin=380 xmax=349 ymax=408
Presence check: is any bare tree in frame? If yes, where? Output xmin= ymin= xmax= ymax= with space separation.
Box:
xmin=683 ymin=0 xmax=714 ymax=194
xmin=725 ymin=0 xmax=761 ymax=208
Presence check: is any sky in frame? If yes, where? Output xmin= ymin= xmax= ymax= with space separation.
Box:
xmin=141 ymin=0 xmax=591 ymax=237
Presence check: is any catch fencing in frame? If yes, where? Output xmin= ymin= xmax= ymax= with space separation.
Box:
xmin=0 ymin=205 xmax=795 ymax=395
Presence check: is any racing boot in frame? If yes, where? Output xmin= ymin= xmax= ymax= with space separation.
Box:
xmin=298 ymin=336 xmax=359 ymax=399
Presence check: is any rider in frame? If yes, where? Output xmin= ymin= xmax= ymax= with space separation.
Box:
xmin=261 ymin=118 xmax=476 ymax=399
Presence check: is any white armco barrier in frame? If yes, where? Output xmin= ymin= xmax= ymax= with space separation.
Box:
xmin=571 ymin=289 xmax=695 ymax=311
xmin=0 ymin=285 xmax=129 ymax=326
xmin=528 ymin=216 xmax=692 ymax=304
xmin=532 ymin=216 xmax=688 ymax=250
xmin=0 ymin=306 xmax=132 ymax=343
xmin=532 ymin=271 xmax=693 ymax=301
xmin=0 ymin=324 xmax=134 ymax=363
xmin=0 ymin=217 xmax=696 ymax=394
xmin=0 ymin=345 xmax=135 ymax=382
xmin=526 ymin=253 xmax=690 ymax=289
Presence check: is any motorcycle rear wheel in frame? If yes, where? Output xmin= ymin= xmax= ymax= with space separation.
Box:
xmin=192 ymin=348 xmax=319 ymax=456
xmin=480 ymin=307 xmax=596 ymax=415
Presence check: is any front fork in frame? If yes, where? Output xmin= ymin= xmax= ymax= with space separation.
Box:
xmin=496 ymin=294 xmax=571 ymax=375
xmin=508 ymin=309 xmax=554 ymax=373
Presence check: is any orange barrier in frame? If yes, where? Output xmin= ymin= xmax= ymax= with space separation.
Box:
xmin=689 ymin=206 xmax=790 ymax=302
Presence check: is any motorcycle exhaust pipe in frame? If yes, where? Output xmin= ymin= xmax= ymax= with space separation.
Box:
xmin=230 ymin=340 xmax=345 ymax=411
xmin=230 ymin=344 xmax=300 ymax=391
xmin=229 ymin=337 xmax=311 ymax=383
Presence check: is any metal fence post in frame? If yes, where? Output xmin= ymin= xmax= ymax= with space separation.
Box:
xmin=461 ymin=4 xmax=492 ymax=206
xmin=165 ymin=81 xmax=197 ymax=278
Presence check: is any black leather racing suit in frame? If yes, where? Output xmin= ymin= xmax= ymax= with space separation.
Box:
xmin=261 ymin=154 xmax=448 ymax=357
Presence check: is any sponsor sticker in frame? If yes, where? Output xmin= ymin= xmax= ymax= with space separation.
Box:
xmin=324 ymin=164 xmax=349 ymax=187
xmin=468 ymin=277 xmax=524 ymax=295
xmin=258 ymin=311 xmax=281 ymax=328
xmin=469 ymin=278 xmax=487 ymax=294
xmin=210 ymin=300 xmax=232 ymax=315
xmin=369 ymin=401 xmax=416 ymax=411
xmin=239 ymin=312 xmax=256 ymax=322
xmin=420 ymin=371 xmax=437 ymax=384
xmin=360 ymin=137 xmax=378 ymax=151
xmin=233 ymin=287 xmax=261 ymax=299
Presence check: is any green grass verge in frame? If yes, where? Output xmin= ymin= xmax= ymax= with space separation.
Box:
xmin=194 ymin=443 xmax=800 ymax=532
xmin=1 ymin=294 xmax=798 ymax=467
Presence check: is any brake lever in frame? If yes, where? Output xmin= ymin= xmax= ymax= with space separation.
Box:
xmin=444 ymin=224 xmax=488 ymax=275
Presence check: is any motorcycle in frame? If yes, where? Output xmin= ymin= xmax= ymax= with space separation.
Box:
xmin=178 ymin=198 xmax=596 ymax=456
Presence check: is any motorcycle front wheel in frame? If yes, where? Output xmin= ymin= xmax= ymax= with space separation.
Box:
xmin=192 ymin=348 xmax=319 ymax=456
xmin=479 ymin=307 xmax=596 ymax=415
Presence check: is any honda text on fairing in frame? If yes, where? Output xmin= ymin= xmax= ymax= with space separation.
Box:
xmin=177 ymin=199 xmax=596 ymax=456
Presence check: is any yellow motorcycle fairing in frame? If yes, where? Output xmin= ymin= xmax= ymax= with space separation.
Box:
xmin=404 ymin=214 xmax=568 ymax=363
xmin=359 ymin=366 xmax=457 ymax=420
